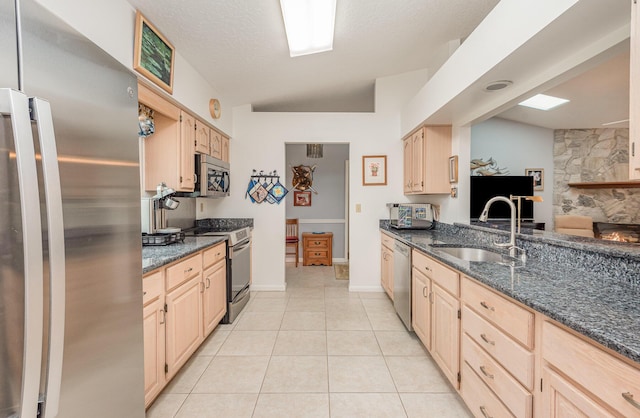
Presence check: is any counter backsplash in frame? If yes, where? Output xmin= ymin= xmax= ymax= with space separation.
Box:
xmin=196 ymin=218 xmax=254 ymax=230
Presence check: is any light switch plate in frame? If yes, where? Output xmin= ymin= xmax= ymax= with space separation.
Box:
xmin=355 ymin=204 xmax=361 ymax=213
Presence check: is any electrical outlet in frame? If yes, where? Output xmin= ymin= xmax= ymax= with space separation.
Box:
xmin=355 ymin=203 xmax=361 ymax=213
xmin=450 ymin=187 xmax=458 ymax=198
xmin=200 ymin=202 xmax=204 ymax=212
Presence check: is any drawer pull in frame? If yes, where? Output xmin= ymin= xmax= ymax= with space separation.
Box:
xmin=143 ymin=291 xmax=147 ymax=296
xmin=623 ymin=392 xmax=640 ymax=410
xmin=159 ymin=309 xmax=165 ymax=325
xmin=480 ymin=301 xmax=495 ymax=312
xmin=479 ymin=406 xmax=492 ymax=418
xmin=480 ymin=333 xmax=495 ymax=346
xmin=479 ymin=366 xmax=494 ymax=379
xmin=185 ymin=267 xmax=193 ymax=273
xmin=424 ymin=266 xmax=431 ymax=272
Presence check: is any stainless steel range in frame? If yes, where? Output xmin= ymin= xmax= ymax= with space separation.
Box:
xmin=188 ymin=226 xmax=252 ymax=323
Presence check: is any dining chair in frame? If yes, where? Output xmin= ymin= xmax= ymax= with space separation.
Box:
xmin=286 ymin=218 xmax=299 ymax=267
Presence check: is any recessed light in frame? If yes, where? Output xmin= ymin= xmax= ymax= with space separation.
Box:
xmin=518 ymin=94 xmax=569 ymax=110
xmin=484 ymin=80 xmax=513 ymax=91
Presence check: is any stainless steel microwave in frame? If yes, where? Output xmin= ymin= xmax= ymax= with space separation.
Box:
xmin=195 ymin=154 xmax=230 ymax=197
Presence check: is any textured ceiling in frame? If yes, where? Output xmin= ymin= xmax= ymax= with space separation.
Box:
xmin=125 ymin=0 xmax=499 ymax=111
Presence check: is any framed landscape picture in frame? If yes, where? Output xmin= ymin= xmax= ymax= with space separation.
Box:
xmin=134 ymin=11 xmax=175 ymax=94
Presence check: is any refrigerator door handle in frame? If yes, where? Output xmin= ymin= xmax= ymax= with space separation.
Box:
xmin=31 ymin=97 xmax=66 ymax=418
xmin=0 ymin=88 xmax=44 ymax=418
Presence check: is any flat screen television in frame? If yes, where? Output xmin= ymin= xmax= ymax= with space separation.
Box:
xmin=470 ymin=176 xmax=535 ymax=221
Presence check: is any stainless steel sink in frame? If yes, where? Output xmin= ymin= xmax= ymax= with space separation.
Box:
xmin=430 ymin=245 xmax=513 ymax=263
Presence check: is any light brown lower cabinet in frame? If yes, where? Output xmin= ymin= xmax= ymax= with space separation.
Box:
xmin=406 ymin=246 xmax=640 ymax=418
xmin=143 ymin=242 xmax=227 ymax=408
xmin=142 ymin=271 xmax=165 ymax=408
xmin=411 ymin=267 xmax=431 ymax=351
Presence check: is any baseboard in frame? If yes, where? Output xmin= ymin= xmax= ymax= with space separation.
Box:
xmin=250 ymin=284 xmax=287 ymax=291
xmin=348 ymin=285 xmax=385 ymax=292
xmin=332 ymin=258 xmax=347 ymax=263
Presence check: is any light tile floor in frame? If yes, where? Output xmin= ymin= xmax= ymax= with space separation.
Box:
xmin=146 ymin=264 xmax=472 ymax=418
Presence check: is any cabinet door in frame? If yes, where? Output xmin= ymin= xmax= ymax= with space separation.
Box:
xmin=403 ymin=137 xmax=412 ymax=194
xmin=412 ymin=268 xmax=431 ymax=351
xmin=221 ymin=136 xmax=230 ymax=162
xmin=542 ymin=367 xmax=613 ymax=418
xmin=431 ymin=283 xmax=460 ymax=389
xmin=210 ymin=130 xmax=222 ymax=159
xmin=179 ymin=111 xmax=196 ymax=191
xmin=165 ymin=276 xmax=203 ymax=380
xmin=143 ymin=298 xmax=165 ymax=407
xmin=411 ymin=130 xmax=424 ymax=193
xmin=202 ymin=260 xmax=226 ymax=337
xmin=631 ymin=0 xmax=640 ymax=180
xmin=423 ymin=125 xmax=452 ymax=193
xmin=195 ymin=120 xmax=210 ymax=154
xmin=381 ymin=246 xmax=394 ymax=299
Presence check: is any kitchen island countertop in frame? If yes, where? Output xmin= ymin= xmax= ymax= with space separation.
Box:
xmin=380 ymin=223 xmax=640 ymax=364
xmin=142 ymin=236 xmax=227 ymax=274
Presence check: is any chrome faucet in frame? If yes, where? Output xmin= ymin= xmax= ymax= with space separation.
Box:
xmin=478 ymin=196 xmax=524 ymax=260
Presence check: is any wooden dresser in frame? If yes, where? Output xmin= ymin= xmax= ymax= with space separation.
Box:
xmin=302 ymin=232 xmax=333 ymax=266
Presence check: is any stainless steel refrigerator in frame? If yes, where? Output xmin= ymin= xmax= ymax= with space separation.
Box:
xmin=1 ymin=0 xmax=145 ymax=417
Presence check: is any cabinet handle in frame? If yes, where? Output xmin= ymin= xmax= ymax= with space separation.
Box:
xmin=206 ymin=278 xmax=211 ymax=289
xmin=314 ymin=241 xmax=320 ymax=245
xmin=623 ymin=392 xmax=640 ymax=410
xmin=479 ymin=406 xmax=492 ymax=418
xmin=479 ymin=366 xmax=494 ymax=379
xmin=185 ymin=267 xmax=193 ymax=274
xmin=422 ymin=286 xmax=427 ymax=298
xmin=480 ymin=301 xmax=495 ymax=312
xmin=480 ymin=333 xmax=495 ymax=346
xmin=159 ymin=309 xmax=165 ymax=325
xmin=200 ymin=281 xmax=205 ymax=293
xmin=424 ymin=266 xmax=431 ymax=272
xmin=143 ymin=291 xmax=147 ymax=296
xmin=429 ymin=291 xmax=434 ymax=304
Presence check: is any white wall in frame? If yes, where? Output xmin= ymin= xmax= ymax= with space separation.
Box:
xmin=470 ymin=118 xmax=554 ymax=226
xmin=200 ymin=72 xmax=428 ymax=292
xmin=35 ymin=0 xmax=233 ymax=134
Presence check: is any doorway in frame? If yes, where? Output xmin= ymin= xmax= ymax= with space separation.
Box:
xmin=284 ymin=144 xmax=350 ymax=279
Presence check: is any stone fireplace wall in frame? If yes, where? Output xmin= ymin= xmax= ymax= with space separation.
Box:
xmin=554 ymin=128 xmax=640 ymax=224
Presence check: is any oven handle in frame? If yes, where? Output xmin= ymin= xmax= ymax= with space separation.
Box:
xmin=230 ymin=239 xmax=251 ymax=257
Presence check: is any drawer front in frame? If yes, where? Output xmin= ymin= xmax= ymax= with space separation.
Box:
xmin=543 ymin=321 xmax=640 ymax=417
xmin=463 ymin=305 xmax=535 ymax=390
xmin=412 ymin=250 xmax=459 ymax=296
xmin=307 ymin=250 xmax=329 ymax=259
xmin=143 ymin=270 xmax=163 ymax=305
xmin=203 ymin=242 xmax=226 ymax=269
xmin=462 ymin=277 xmax=534 ymax=349
xmin=463 ymin=334 xmax=533 ymax=418
xmin=381 ymin=232 xmax=395 ymax=249
xmin=461 ymin=361 xmax=515 ymax=418
xmin=166 ymin=254 xmax=202 ymax=293
xmin=306 ymin=238 xmax=328 ymax=249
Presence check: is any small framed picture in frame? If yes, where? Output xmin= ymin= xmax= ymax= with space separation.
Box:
xmin=362 ymin=155 xmax=387 ymax=186
xmin=525 ymin=168 xmax=544 ymax=191
xmin=133 ymin=11 xmax=175 ymax=94
xmin=293 ymin=191 xmax=312 ymax=206
xmin=449 ymin=155 xmax=459 ymax=183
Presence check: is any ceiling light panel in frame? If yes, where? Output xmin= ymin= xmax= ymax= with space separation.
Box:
xmin=518 ymin=94 xmax=569 ymax=110
xmin=280 ymin=0 xmax=336 ymax=57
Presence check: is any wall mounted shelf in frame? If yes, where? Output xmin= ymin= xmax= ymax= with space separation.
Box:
xmin=568 ymin=181 xmax=640 ymax=189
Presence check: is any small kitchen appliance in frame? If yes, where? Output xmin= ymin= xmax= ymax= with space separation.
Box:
xmin=387 ymin=203 xmax=437 ymax=229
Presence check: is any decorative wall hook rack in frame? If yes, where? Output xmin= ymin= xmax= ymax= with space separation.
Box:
xmin=245 ymin=170 xmax=288 ymax=204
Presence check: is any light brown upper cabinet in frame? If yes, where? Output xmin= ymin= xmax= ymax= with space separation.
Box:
xmin=221 ymin=135 xmax=230 ymax=163
xmin=630 ymin=0 xmax=640 ymax=179
xmin=210 ymin=130 xmax=222 ymax=160
xmin=403 ymin=125 xmax=452 ymax=194
xmin=195 ymin=120 xmax=210 ymax=155
xmin=139 ymin=83 xmax=195 ymax=192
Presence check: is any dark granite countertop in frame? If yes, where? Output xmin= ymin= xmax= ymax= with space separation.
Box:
xmin=142 ymin=236 xmax=227 ymax=274
xmin=380 ymin=223 xmax=640 ymax=364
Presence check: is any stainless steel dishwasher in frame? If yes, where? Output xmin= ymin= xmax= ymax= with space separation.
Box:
xmin=393 ymin=240 xmax=413 ymax=331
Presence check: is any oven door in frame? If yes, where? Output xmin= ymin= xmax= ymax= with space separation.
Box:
xmin=229 ymin=238 xmax=251 ymax=301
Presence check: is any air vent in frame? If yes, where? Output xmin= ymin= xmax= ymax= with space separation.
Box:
xmin=484 ymin=80 xmax=513 ymax=92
